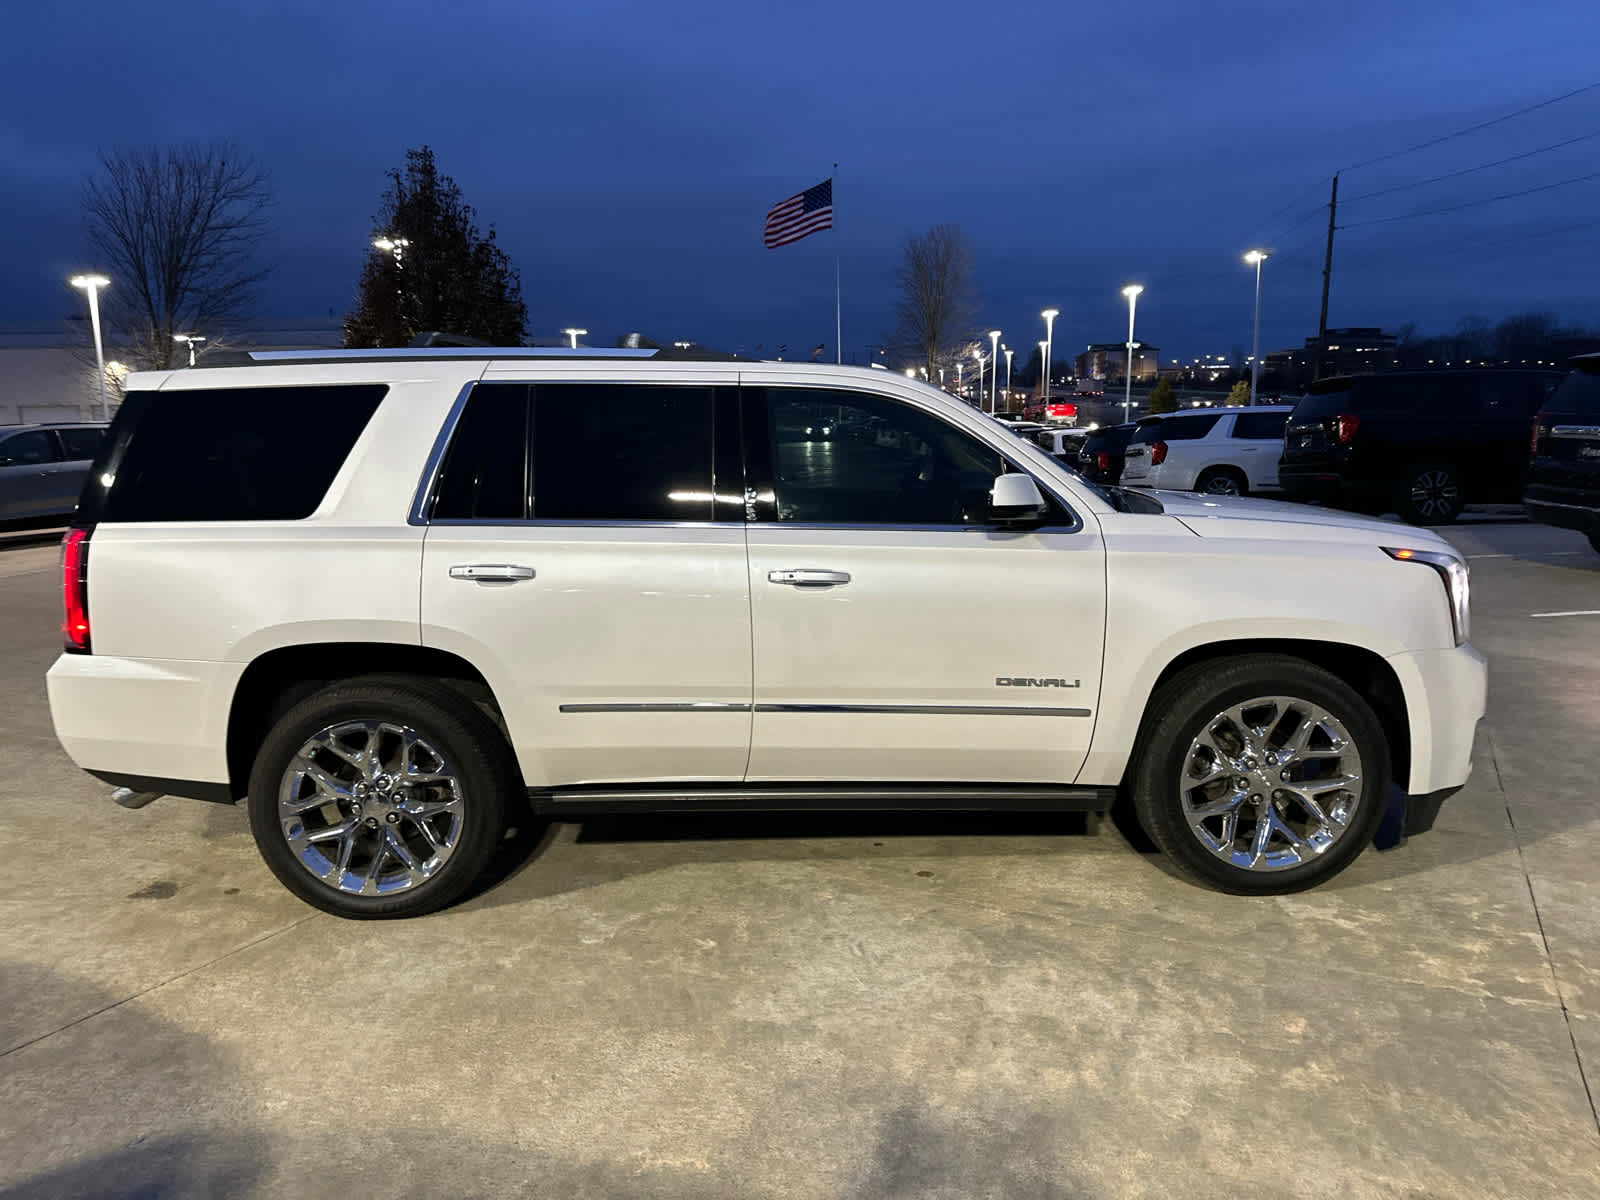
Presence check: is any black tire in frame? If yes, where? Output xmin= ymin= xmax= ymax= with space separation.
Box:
xmin=1130 ymin=654 xmax=1390 ymax=894
xmin=1195 ymin=467 xmax=1248 ymax=497
xmin=247 ymin=675 xmax=515 ymax=919
xmin=1397 ymin=465 xmax=1464 ymax=524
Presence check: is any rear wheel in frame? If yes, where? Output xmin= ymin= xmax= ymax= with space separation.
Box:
xmin=247 ymin=676 xmax=514 ymax=918
xmin=1398 ymin=465 xmax=1463 ymax=524
xmin=1130 ymin=655 xmax=1389 ymax=893
xmin=1196 ymin=467 xmax=1247 ymax=497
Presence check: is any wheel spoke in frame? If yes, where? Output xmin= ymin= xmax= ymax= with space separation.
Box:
xmin=363 ymin=834 xmax=390 ymax=890
xmin=405 ymin=797 xmax=458 ymax=819
xmin=1189 ymin=790 xmax=1246 ymax=820
xmin=332 ymin=830 xmax=357 ymax=879
xmin=415 ymin=819 xmax=444 ymax=852
xmin=1299 ymin=774 xmax=1361 ymax=798
xmin=306 ymin=819 xmax=358 ymax=844
xmin=1279 ymin=711 xmax=1317 ymax=756
xmin=302 ymin=763 xmax=352 ymax=799
xmin=1249 ymin=810 xmax=1275 ymax=865
xmin=313 ymin=732 xmax=367 ymax=773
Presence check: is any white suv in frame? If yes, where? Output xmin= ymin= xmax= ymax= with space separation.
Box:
xmin=1119 ymin=407 xmax=1294 ymax=495
xmin=47 ymin=350 xmax=1484 ymax=917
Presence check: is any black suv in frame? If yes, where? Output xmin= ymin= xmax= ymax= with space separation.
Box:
xmin=1075 ymin=423 xmax=1137 ymax=485
xmin=1278 ymin=369 xmax=1562 ymax=523
xmin=1525 ymin=355 xmax=1600 ymax=552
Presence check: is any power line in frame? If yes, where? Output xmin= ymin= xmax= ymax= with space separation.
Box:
xmin=1342 ymin=128 xmax=1600 ymax=204
xmin=1338 ymin=170 xmax=1600 ymax=228
xmin=1337 ymin=80 xmax=1600 ymax=174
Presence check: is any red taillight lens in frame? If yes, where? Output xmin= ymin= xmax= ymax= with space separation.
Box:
xmin=1335 ymin=412 xmax=1360 ymax=444
xmin=61 ymin=528 xmax=91 ymax=653
xmin=1150 ymin=440 xmax=1169 ymax=466
xmin=1096 ymin=452 xmax=1111 ymax=471
xmin=1530 ymin=411 xmax=1545 ymax=457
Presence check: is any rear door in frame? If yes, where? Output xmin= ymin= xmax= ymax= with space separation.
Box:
xmin=50 ymin=427 xmax=107 ymax=515
xmin=1475 ymin=375 xmax=1550 ymax=499
xmin=1230 ymin=410 xmax=1291 ymax=489
xmin=420 ymin=380 xmax=753 ymax=788
xmin=741 ymin=380 xmax=1106 ymax=784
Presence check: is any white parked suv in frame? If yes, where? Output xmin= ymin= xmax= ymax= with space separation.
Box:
xmin=1119 ymin=406 xmax=1294 ymax=496
xmin=47 ymin=350 xmax=1485 ymax=917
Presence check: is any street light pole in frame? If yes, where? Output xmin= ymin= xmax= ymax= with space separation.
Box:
xmin=1244 ymin=250 xmax=1268 ymax=406
xmin=1003 ymin=346 xmax=1013 ymax=406
xmin=70 ymin=274 xmax=111 ymax=421
xmin=987 ymin=330 xmax=1001 ymax=413
xmin=974 ymin=350 xmax=984 ymax=408
xmin=173 ymin=333 xmax=207 ymax=367
xmin=1040 ymin=308 xmax=1059 ymax=401
xmin=562 ymin=327 xmax=587 ymax=348
xmin=1121 ymin=284 xmax=1144 ymax=423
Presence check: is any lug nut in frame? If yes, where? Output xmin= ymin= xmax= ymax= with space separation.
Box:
xmin=364 ymin=817 xmax=379 ymax=829
xmin=351 ymin=803 xmax=362 ymax=815
xmin=1234 ymin=776 xmax=1250 ymax=791
xmin=385 ymin=812 xmax=400 ymax=824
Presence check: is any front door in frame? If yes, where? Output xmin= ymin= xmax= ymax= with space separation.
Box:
xmin=0 ymin=429 xmax=64 ymax=519
xmin=740 ymin=382 xmax=1106 ymax=784
xmin=420 ymin=381 xmax=752 ymax=787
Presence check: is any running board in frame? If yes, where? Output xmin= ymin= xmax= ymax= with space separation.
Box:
xmin=528 ymin=782 xmax=1116 ymax=815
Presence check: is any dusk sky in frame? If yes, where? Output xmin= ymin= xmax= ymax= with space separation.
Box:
xmin=5 ymin=0 xmax=1599 ymax=362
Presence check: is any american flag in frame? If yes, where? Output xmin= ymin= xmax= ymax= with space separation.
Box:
xmin=763 ymin=178 xmax=833 ymax=248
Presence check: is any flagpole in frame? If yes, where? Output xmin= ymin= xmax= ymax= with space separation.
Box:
xmin=833 ymin=163 xmax=841 ymax=364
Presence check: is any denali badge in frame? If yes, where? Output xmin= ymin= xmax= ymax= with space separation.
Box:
xmin=996 ymin=676 xmax=1081 ymax=688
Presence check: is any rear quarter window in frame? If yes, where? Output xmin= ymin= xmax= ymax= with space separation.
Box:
xmin=1546 ymin=368 xmax=1600 ymax=417
xmin=79 ymin=384 xmax=387 ymax=523
xmin=1231 ymin=412 xmax=1289 ymax=440
xmin=1136 ymin=414 xmax=1221 ymax=441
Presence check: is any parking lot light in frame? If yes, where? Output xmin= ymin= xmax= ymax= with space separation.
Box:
xmin=1120 ymin=285 xmax=1143 ymax=422
xmin=70 ymin=274 xmax=111 ymax=420
xmin=562 ymin=328 xmax=587 ymax=349
xmin=988 ymin=330 xmax=1001 ymax=412
xmin=1040 ymin=309 xmax=1059 ymax=400
xmin=173 ymin=333 xmax=207 ymax=367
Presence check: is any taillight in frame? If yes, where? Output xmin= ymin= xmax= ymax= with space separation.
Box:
xmin=1530 ymin=411 xmax=1545 ymax=457
xmin=1335 ymin=412 xmax=1360 ymax=444
xmin=61 ymin=528 xmax=91 ymax=653
xmin=1096 ymin=452 xmax=1111 ymax=471
xmin=1150 ymin=440 xmax=1169 ymax=466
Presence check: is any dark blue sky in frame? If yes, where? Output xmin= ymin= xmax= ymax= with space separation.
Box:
xmin=6 ymin=0 xmax=1598 ymax=362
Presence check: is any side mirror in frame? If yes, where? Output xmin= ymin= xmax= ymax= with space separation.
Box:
xmin=987 ymin=473 xmax=1048 ymax=528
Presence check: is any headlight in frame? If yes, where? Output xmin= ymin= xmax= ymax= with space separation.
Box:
xmin=1383 ymin=547 xmax=1470 ymax=645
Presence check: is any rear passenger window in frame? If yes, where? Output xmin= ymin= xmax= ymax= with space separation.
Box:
xmin=532 ymin=384 xmax=715 ymax=522
xmin=79 ymin=385 xmax=386 ymax=523
xmin=432 ymin=384 xmax=528 ymax=520
xmin=1232 ymin=412 xmax=1289 ymax=440
xmin=1477 ymin=376 xmax=1543 ymax=418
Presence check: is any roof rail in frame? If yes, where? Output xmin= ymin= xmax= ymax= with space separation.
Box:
xmin=195 ymin=346 xmax=663 ymax=367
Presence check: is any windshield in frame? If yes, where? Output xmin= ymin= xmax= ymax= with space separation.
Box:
xmin=1290 ymin=385 xmax=1357 ymax=423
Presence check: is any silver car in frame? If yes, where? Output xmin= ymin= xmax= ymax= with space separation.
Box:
xmin=0 ymin=424 xmax=108 ymax=523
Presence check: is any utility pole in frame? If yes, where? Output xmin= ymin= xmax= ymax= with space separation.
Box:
xmin=1316 ymin=173 xmax=1339 ymax=380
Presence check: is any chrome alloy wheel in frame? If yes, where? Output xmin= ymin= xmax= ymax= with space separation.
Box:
xmin=1178 ymin=695 xmax=1365 ymax=872
xmin=278 ymin=720 xmax=465 ymax=896
xmin=1410 ymin=469 xmax=1460 ymax=520
xmin=1200 ymin=474 xmax=1242 ymax=496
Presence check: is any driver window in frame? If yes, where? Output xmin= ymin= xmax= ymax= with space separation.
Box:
xmin=765 ymin=388 xmax=1004 ymax=525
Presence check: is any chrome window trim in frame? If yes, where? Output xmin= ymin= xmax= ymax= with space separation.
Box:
xmin=1551 ymin=425 xmax=1600 ymax=439
xmin=743 ymin=522 xmax=1077 ymax=535
xmin=408 ymin=381 xmax=480 ymax=526
xmin=431 ymin=518 xmax=727 ymax=530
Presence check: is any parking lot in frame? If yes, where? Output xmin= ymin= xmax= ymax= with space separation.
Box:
xmin=1 ymin=517 xmax=1597 ymax=1198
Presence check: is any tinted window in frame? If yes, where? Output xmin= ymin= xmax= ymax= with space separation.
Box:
xmin=1232 ymin=411 xmax=1289 ymax=440
xmin=57 ymin=428 xmax=105 ymax=460
xmin=762 ymin=387 xmax=1005 ymax=525
xmin=0 ymin=430 xmax=61 ymax=465
xmin=80 ymin=385 xmax=385 ymax=523
xmin=533 ymin=384 xmax=715 ymax=522
xmin=1547 ymin=368 xmax=1600 ymax=417
xmin=1131 ymin=414 xmax=1221 ymax=443
xmin=1080 ymin=426 xmax=1134 ymax=455
xmin=433 ymin=384 xmax=528 ymax=520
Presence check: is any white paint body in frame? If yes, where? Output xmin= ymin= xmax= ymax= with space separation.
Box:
xmin=1119 ymin=406 xmax=1295 ymax=493
xmin=47 ymin=359 xmax=1484 ymax=803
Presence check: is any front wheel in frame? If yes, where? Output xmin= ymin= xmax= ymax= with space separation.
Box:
xmin=1195 ymin=467 xmax=1247 ymax=497
xmin=1130 ymin=655 xmax=1390 ymax=893
xmin=1398 ymin=465 xmax=1463 ymax=524
xmin=247 ymin=676 xmax=514 ymax=918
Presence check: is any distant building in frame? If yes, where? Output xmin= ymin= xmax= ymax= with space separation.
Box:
xmin=1076 ymin=342 xmax=1160 ymax=384
xmin=0 ymin=317 xmax=344 ymax=426
xmin=1264 ymin=327 xmax=1400 ymax=382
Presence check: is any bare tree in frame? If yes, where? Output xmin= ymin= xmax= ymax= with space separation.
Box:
xmin=83 ymin=144 xmax=272 ymax=370
xmin=893 ymin=224 xmax=978 ymax=379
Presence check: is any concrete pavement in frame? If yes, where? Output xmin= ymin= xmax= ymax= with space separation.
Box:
xmin=2 ymin=522 xmax=1597 ymax=1197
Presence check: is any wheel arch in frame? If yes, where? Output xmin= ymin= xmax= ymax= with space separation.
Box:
xmin=1115 ymin=637 xmax=1410 ymax=792
xmin=225 ymin=642 xmax=515 ymax=801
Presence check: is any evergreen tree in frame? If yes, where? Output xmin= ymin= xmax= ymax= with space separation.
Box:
xmin=1226 ymin=380 xmax=1251 ymax=406
xmin=344 ymin=146 xmax=528 ymax=347
xmin=1147 ymin=376 xmax=1179 ymax=413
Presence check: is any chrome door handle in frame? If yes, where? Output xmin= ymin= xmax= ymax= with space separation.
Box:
xmin=450 ymin=564 xmax=535 ymax=582
xmin=768 ymin=569 xmax=851 ymax=586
